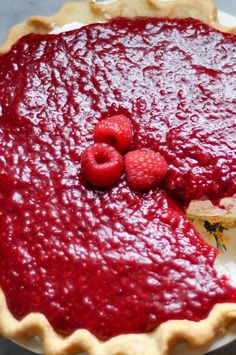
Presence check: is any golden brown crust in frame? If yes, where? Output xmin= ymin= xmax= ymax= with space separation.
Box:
xmin=0 ymin=1 xmax=236 ymax=354
xmin=0 ymin=0 xmax=235 ymax=54
xmin=1 ymin=284 xmax=236 ymax=355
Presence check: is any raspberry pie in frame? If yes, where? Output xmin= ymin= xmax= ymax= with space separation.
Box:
xmin=0 ymin=1 xmax=236 ymax=354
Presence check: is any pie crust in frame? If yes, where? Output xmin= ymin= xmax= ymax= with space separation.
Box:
xmin=0 ymin=1 xmax=236 ymax=354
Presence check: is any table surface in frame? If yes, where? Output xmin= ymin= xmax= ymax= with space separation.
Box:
xmin=0 ymin=0 xmax=236 ymax=354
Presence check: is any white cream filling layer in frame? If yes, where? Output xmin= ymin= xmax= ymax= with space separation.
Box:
xmin=218 ymin=10 xmax=236 ymax=27
xmin=50 ymin=22 xmax=86 ymax=34
xmin=50 ymin=10 xmax=236 ymax=34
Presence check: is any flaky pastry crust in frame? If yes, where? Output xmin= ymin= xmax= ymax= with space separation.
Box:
xmin=0 ymin=1 xmax=236 ymax=354
xmin=0 ymin=0 xmax=236 ymax=54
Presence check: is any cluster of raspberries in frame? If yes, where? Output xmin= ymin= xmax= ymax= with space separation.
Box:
xmin=81 ymin=115 xmax=168 ymax=191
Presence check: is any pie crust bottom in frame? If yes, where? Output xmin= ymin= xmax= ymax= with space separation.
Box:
xmin=0 ymin=1 xmax=236 ymax=354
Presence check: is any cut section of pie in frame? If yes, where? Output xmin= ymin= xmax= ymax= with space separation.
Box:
xmin=0 ymin=1 xmax=236 ymax=355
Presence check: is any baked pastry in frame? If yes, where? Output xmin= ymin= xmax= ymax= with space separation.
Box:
xmin=0 ymin=1 xmax=236 ymax=354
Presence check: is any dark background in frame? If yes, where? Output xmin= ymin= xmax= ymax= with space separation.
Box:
xmin=0 ymin=0 xmax=235 ymax=354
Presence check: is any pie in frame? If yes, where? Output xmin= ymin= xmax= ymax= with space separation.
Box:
xmin=0 ymin=1 xmax=236 ymax=354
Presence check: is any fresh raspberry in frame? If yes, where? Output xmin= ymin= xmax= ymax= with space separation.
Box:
xmin=125 ymin=150 xmax=168 ymax=191
xmin=94 ymin=115 xmax=132 ymax=154
xmin=81 ymin=143 xmax=123 ymax=187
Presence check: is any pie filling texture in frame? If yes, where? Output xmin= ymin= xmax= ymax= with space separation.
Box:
xmin=0 ymin=18 xmax=236 ymax=340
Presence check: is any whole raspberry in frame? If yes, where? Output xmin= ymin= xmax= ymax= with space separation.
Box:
xmin=125 ymin=150 xmax=168 ymax=191
xmin=81 ymin=143 xmax=123 ymax=187
xmin=94 ymin=114 xmax=132 ymax=154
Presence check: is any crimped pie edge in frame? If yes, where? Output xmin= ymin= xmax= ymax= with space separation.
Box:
xmin=1 ymin=0 xmax=236 ymax=54
xmin=0 ymin=1 xmax=236 ymax=354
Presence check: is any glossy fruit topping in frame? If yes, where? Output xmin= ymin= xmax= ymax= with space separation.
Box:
xmin=125 ymin=149 xmax=168 ymax=190
xmin=94 ymin=114 xmax=133 ymax=154
xmin=0 ymin=17 xmax=235 ymax=340
xmin=81 ymin=143 xmax=123 ymax=187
